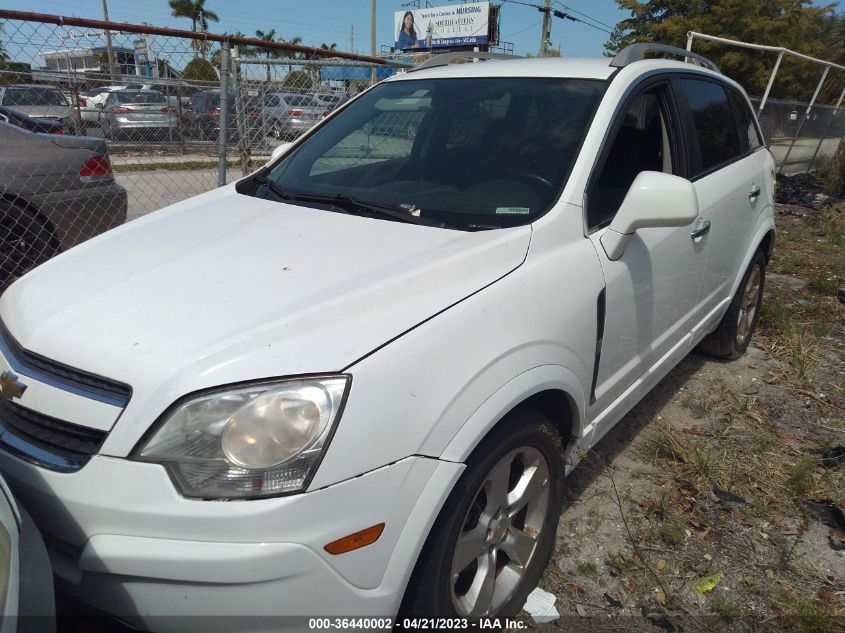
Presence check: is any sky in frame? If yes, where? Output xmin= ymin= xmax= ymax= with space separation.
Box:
xmin=0 ymin=0 xmax=630 ymax=59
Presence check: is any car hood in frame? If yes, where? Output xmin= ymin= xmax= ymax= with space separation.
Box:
xmin=1 ymin=186 xmax=531 ymax=401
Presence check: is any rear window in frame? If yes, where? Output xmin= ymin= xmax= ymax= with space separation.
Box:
xmin=3 ymin=87 xmax=68 ymax=107
xmin=678 ymin=78 xmax=743 ymax=176
xmin=115 ymin=91 xmax=166 ymax=104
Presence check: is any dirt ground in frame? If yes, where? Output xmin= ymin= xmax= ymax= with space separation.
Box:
xmin=522 ymin=201 xmax=845 ymax=632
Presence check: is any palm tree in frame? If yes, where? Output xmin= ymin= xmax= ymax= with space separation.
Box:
xmin=280 ymin=36 xmax=303 ymax=74
xmin=255 ymin=29 xmax=281 ymax=83
xmin=168 ymin=0 xmax=220 ymax=58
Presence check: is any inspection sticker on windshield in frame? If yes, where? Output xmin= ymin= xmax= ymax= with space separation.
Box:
xmin=496 ymin=206 xmax=530 ymax=215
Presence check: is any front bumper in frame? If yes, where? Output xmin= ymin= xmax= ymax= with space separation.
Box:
xmin=0 ymin=449 xmax=462 ymax=632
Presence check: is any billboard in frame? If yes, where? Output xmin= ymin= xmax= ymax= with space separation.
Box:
xmin=395 ymin=2 xmax=490 ymax=51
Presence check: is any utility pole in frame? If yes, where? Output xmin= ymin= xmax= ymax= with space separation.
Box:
xmin=370 ymin=0 xmax=377 ymax=83
xmin=539 ymin=0 xmax=552 ymax=57
xmin=101 ymin=0 xmax=116 ymax=81
xmin=351 ymin=25 xmax=355 ymax=54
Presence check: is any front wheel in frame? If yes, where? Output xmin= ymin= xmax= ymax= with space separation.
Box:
xmin=699 ymin=249 xmax=766 ymax=359
xmin=401 ymin=411 xmax=563 ymax=619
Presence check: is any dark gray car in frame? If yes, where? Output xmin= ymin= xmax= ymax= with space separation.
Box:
xmin=0 ymin=122 xmax=127 ymax=286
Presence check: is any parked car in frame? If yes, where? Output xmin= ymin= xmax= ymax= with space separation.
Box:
xmin=0 ymin=45 xmax=774 ymax=630
xmin=0 ymin=84 xmax=73 ymax=130
xmin=185 ymin=89 xmax=233 ymax=141
xmin=263 ymin=91 xmax=325 ymax=139
xmin=0 ymin=472 xmax=54 ymax=633
xmin=185 ymin=89 xmax=264 ymax=142
xmin=315 ymin=92 xmax=349 ymax=113
xmin=97 ymin=90 xmax=178 ymax=140
xmin=0 ymin=106 xmax=64 ymax=134
xmin=0 ymin=121 xmax=127 ymax=286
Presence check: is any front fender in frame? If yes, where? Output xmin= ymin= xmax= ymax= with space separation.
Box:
xmin=437 ymin=364 xmax=585 ymax=463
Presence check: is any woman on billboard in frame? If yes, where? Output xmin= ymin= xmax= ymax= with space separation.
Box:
xmin=397 ymin=11 xmax=419 ymax=49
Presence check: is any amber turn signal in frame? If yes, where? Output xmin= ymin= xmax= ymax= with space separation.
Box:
xmin=324 ymin=523 xmax=385 ymax=555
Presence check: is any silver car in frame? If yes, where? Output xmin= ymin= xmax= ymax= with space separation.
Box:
xmin=263 ymin=92 xmax=325 ymax=140
xmin=0 ymin=122 xmax=127 ymax=287
xmin=98 ymin=90 xmax=178 ymax=140
xmin=0 ymin=85 xmax=73 ymax=130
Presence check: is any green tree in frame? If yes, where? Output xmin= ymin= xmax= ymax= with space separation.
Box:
xmin=168 ymin=0 xmax=220 ymax=58
xmin=283 ymin=69 xmax=312 ymax=90
xmin=0 ymin=21 xmax=7 ymax=62
xmin=605 ymin=1 xmax=842 ymax=101
xmin=182 ymin=57 xmax=218 ymax=82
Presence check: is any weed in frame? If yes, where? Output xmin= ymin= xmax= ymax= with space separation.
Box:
xmin=787 ymin=455 xmax=817 ymax=497
xmin=639 ymin=426 xmax=713 ymax=479
xmin=809 ymin=274 xmax=838 ymax=295
xmin=658 ymin=518 xmax=686 ymax=546
xmin=711 ymin=596 xmax=740 ymax=620
xmin=577 ymin=560 xmax=598 ymax=576
xmin=779 ymin=596 xmax=838 ymax=633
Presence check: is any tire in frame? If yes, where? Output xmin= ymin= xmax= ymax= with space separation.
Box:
xmin=400 ymin=410 xmax=564 ymax=620
xmin=1 ymin=200 xmax=60 ymax=286
xmin=699 ymin=249 xmax=766 ymax=359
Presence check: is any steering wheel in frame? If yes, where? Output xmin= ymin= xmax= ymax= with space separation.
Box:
xmin=503 ymin=169 xmax=555 ymax=193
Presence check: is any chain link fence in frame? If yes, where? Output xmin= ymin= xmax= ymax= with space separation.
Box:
xmin=0 ymin=11 xmax=405 ymax=289
xmin=3 ymin=13 xmax=845 ymax=288
xmin=752 ymin=98 xmax=845 ymax=176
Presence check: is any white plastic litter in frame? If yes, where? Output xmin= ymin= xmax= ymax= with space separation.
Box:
xmin=523 ymin=587 xmax=560 ymax=624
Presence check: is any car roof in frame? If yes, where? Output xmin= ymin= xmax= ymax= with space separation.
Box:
xmin=387 ymin=56 xmax=726 ymax=84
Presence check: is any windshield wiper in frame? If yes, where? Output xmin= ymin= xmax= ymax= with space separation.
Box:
xmin=293 ymin=193 xmax=457 ymax=229
xmin=252 ymin=174 xmax=292 ymax=201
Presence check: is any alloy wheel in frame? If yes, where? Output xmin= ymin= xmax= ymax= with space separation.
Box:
xmin=736 ymin=264 xmax=762 ymax=344
xmin=450 ymin=446 xmax=551 ymax=616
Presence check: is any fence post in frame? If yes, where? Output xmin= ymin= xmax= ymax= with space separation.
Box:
xmin=808 ymin=81 xmax=845 ymax=172
xmin=217 ymin=40 xmax=230 ymax=187
xmin=758 ymin=49 xmax=784 ymax=117
xmin=779 ymin=66 xmax=830 ymax=175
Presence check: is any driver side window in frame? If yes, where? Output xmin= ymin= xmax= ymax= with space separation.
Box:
xmin=587 ymin=85 xmax=675 ymax=231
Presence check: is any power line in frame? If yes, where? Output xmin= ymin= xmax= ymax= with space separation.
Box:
xmin=500 ymin=0 xmax=614 ymax=35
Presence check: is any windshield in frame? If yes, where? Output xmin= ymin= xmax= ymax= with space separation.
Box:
xmin=3 ymin=87 xmax=68 ymax=107
xmin=264 ymin=77 xmax=604 ymax=230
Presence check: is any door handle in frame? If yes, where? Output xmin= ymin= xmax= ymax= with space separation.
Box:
xmin=690 ymin=219 xmax=711 ymax=239
xmin=748 ymin=184 xmax=761 ymax=199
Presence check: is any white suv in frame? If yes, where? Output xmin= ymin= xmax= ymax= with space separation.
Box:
xmin=0 ymin=44 xmax=774 ymax=630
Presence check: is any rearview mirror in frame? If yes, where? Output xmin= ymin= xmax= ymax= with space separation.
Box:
xmin=270 ymin=142 xmax=293 ymax=162
xmin=600 ymin=171 xmax=699 ymax=261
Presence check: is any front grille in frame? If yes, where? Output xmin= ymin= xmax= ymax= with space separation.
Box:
xmin=0 ymin=321 xmax=131 ymax=406
xmin=0 ymin=397 xmax=107 ymax=472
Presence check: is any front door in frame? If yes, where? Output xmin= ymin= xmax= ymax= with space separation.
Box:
xmin=585 ymin=80 xmax=708 ymax=424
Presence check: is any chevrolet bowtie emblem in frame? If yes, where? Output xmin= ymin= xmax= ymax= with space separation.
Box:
xmin=0 ymin=371 xmax=27 ymax=400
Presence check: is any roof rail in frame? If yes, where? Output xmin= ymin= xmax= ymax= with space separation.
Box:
xmin=610 ymin=43 xmax=720 ymax=73
xmin=410 ymin=51 xmax=523 ymax=72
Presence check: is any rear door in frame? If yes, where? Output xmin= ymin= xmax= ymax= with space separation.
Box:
xmin=673 ymin=77 xmax=769 ymax=318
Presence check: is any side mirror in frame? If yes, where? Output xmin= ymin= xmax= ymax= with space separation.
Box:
xmin=95 ymin=102 xmax=104 ymax=109
xmin=270 ymin=142 xmax=293 ymax=162
xmin=600 ymin=171 xmax=699 ymax=261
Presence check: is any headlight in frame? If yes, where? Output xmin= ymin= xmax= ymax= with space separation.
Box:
xmin=134 ymin=376 xmax=349 ymax=499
